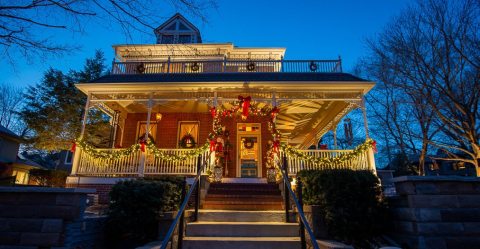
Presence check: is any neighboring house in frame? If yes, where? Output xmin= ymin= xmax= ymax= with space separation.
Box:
xmin=0 ymin=125 xmax=44 ymax=185
xmin=66 ymin=13 xmax=377 ymax=199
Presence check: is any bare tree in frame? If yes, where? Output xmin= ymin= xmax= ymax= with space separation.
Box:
xmin=0 ymin=0 xmax=216 ymax=64
xmin=364 ymin=0 xmax=480 ymax=176
xmin=0 ymin=83 xmax=26 ymax=135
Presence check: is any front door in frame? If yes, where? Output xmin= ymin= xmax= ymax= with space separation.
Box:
xmin=237 ymin=123 xmax=262 ymax=178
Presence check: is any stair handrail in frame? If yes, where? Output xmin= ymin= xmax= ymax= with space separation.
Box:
xmin=160 ymin=152 xmax=211 ymax=249
xmin=279 ymin=156 xmax=320 ymax=249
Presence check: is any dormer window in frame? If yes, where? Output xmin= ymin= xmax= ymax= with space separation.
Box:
xmin=154 ymin=13 xmax=202 ymax=44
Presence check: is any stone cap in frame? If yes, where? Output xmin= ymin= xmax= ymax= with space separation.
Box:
xmin=392 ymin=175 xmax=480 ymax=183
xmin=0 ymin=186 xmax=96 ymax=194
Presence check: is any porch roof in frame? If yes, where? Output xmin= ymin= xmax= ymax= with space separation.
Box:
xmin=88 ymin=72 xmax=367 ymax=84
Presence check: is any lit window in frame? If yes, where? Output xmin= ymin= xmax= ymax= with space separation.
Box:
xmin=177 ymin=122 xmax=199 ymax=148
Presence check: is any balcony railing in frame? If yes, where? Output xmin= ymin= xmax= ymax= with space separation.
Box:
xmin=111 ymin=59 xmax=342 ymax=75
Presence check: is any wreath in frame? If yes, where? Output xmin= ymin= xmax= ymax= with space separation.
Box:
xmin=246 ymin=62 xmax=256 ymax=71
xmin=136 ymin=63 xmax=146 ymax=74
xmin=309 ymin=61 xmax=318 ymax=72
xmin=190 ymin=62 xmax=200 ymax=72
xmin=179 ymin=134 xmax=196 ymax=148
xmin=243 ymin=138 xmax=255 ymax=149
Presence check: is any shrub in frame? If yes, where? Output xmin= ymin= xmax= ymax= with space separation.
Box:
xmin=29 ymin=169 xmax=69 ymax=187
xmin=298 ymin=169 xmax=388 ymax=247
xmin=104 ymin=177 xmax=183 ymax=248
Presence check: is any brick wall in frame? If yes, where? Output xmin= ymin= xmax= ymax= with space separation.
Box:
xmin=390 ymin=176 xmax=480 ymax=249
xmin=120 ymin=112 xmax=274 ymax=178
xmin=65 ymin=183 xmax=113 ymax=204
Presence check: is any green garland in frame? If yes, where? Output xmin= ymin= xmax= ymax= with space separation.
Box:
xmin=76 ymin=139 xmax=140 ymax=160
xmin=146 ymin=141 xmax=209 ymax=161
xmin=76 ymin=139 xmax=209 ymax=162
xmin=280 ymin=139 xmax=375 ymax=166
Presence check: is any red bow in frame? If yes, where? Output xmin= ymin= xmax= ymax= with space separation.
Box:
xmin=372 ymin=140 xmax=378 ymax=153
xmin=210 ymin=107 xmax=217 ymax=118
xmin=70 ymin=142 xmax=76 ymax=153
xmin=238 ymin=96 xmax=251 ymax=119
xmin=140 ymin=140 xmax=146 ymax=152
xmin=210 ymin=139 xmax=216 ymax=152
xmin=273 ymin=140 xmax=280 ymax=153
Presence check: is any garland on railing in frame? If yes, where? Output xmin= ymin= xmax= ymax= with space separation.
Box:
xmin=146 ymin=141 xmax=209 ymax=161
xmin=280 ymin=139 xmax=376 ymax=166
xmin=74 ymin=139 xmax=209 ymax=162
xmin=75 ymin=139 xmax=140 ymax=160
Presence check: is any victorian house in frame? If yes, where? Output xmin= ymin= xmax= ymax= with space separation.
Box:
xmin=66 ymin=13 xmax=376 ymax=198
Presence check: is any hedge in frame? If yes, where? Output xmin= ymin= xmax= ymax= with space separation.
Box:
xmin=298 ymin=169 xmax=388 ymax=247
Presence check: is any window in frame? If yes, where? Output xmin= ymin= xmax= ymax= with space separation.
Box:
xmin=178 ymin=35 xmax=192 ymax=43
xmin=136 ymin=122 xmax=158 ymax=143
xmin=12 ymin=170 xmax=29 ymax=185
xmin=64 ymin=151 xmax=74 ymax=164
xmin=177 ymin=121 xmax=199 ymax=148
xmin=161 ymin=35 xmax=174 ymax=44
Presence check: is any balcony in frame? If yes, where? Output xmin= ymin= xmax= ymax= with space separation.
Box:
xmin=111 ymin=59 xmax=343 ymax=75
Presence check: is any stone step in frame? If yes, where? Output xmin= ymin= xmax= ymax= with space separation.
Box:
xmin=186 ymin=221 xmax=299 ymax=237
xmin=198 ymin=210 xmax=286 ymax=222
xmin=205 ymin=194 xmax=283 ymax=201
xmin=207 ymin=190 xmax=281 ymax=196
xmin=182 ymin=236 xmax=301 ymax=249
xmin=203 ymin=202 xmax=283 ymax=210
xmin=209 ymin=183 xmax=279 ymax=190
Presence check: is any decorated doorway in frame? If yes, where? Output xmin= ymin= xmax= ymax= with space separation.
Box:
xmin=237 ymin=123 xmax=262 ymax=178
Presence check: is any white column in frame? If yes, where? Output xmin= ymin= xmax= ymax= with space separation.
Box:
xmin=139 ymin=93 xmax=154 ymax=177
xmin=361 ymin=95 xmax=370 ymax=139
xmin=71 ymin=93 xmax=91 ymax=176
xmin=360 ymin=94 xmax=376 ymax=173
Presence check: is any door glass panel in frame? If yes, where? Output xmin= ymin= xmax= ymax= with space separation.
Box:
xmin=240 ymin=136 xmax=258 ymax=177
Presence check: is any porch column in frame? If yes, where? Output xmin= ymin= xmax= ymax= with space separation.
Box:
xmin=361 ymin=94 xmax=376 ymax=173
xmin=139 ymin=93 xmax=154 ymax=177
xmin=71 ymin=92 xmax=91 ymax=176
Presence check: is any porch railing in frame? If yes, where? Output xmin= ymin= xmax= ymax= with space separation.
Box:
xmin=280 ymin=149 xmax=371 ymax=175
xmin=74 ymin=148 xmax=211 ymax=177
xmin=111 ymin=59 xmax=342 ymax=75
xmin=76 ymin=148 xmax=142 ymax=176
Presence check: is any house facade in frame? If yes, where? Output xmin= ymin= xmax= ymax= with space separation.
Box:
xmin=66 ymin=14 xmax=376 ymax=203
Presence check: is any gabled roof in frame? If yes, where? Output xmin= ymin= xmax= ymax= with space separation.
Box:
xmin=154 ymin=13 xmax=202 ymax=43
xmin=0 ymin=125 xmax=22 ymax=142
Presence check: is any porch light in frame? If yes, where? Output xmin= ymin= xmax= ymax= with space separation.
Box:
xmin=155 ymin=113 xmax=162 ymax=121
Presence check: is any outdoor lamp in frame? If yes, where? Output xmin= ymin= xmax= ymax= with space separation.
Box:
xmin=155 ymin=113 xmax=162 ymax=121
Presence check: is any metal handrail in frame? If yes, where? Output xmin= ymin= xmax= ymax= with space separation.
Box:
xmin=279 ymin=159 xmax=320 ymax=249
xmin=160 ymin=153 xmax=210 ymax=249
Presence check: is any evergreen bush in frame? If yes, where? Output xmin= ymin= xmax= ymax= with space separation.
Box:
xmin=298 ymin=169 xmax=388 ymax=247
xmin=104 ymin=177 xmax=183 ymax=248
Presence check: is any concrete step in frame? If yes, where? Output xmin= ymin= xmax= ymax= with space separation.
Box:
xmin=198 ymin=210 xmax=290 ymax=222
xmin=203 ymin=203 xmax=283 ymax=210
xmin=186 ymin=221 xmax=299 ymax=237
xmin=205 ymin=194 xmax=283 ymax=201
xmin=182 ymin=236 xmax=301 ymax=249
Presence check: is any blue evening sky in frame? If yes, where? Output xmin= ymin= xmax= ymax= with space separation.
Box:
xmin=1 ymin=0 xmax=413 ymax=86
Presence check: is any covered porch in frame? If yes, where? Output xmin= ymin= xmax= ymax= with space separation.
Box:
xmin=70 ymin=80 xmax=376 ymax=178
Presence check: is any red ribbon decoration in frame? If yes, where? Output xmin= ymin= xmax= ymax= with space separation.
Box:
xmin=270 ymin=106 xmax=279 ymax=120
xmin=70 ymin=142 xmax=76 ymax=153
xmin=140 ymin=140 xmax=146 ymax=152
xmin=209 ymin=139 xmax=216 ymax=152
xmin=238 ymin=95 xmax=251 ymax=119
xmin=210 ymin=107 xmax=217 ymax=118
xmin=272 ymin=140 xmax=280 ymax=153
xmin=372 ymin=140 xmax=378 ymax=153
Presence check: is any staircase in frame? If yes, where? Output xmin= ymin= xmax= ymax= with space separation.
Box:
xmin=182 ymin=182 xmax=301 ymax=249
xmin=203 ymin=182 xmax=284 ymax=210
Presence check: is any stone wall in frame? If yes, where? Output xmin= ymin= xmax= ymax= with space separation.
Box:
xmin=390 ymin=176 xmax=480 ymax=249
xmin=0 ymin=186 xmax=104 ymax=249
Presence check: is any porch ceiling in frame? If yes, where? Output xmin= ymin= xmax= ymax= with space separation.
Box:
xmin=82 ymin=80 xmax=373 ymax=148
